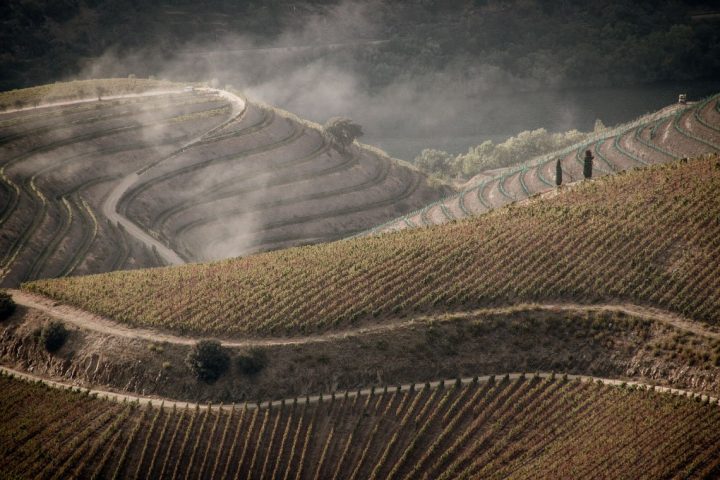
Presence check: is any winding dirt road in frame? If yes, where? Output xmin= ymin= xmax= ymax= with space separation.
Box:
xmin=5 ymin=289 xmax=720 ymax=409
xmin=3 ymin=88 xmax=191 ymax=114
xmin=9 ymin=289 xmax=720 ymax=348
xmin=100 ymin=87 xmax=246 ymax=266
xmin=1 ymin=365 xmax=716 ymax=411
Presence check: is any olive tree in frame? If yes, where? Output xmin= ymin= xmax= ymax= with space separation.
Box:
xmin=186 ymin=340 xmax=229 ymax=382
xmin=324 ymin=117 xmax=363 ymax=152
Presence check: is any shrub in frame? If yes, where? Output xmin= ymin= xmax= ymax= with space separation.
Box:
xmin=185 ymin=340 xmax=229 ymax=382
xmin=237 ymin=349 xmax=268 ymax=375
xmin=0 ymin=291 xmax=16 ymax=321
xmin=415 ymin=149 xmax=457 ymax=180
xmin=41 ymin=321 xmax=68 ymax=352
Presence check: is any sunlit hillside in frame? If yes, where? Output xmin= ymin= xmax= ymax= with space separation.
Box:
xmin=25 ymin=155 xmax=720 ymax=337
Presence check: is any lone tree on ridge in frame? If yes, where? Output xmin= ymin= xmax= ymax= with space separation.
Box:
xmin=583 ymin=150 xmax=594 ymax=179
xmin=324 ymin=117 xmax=363 ymax=152
xmin=555 ymin=158 xmax=562 ymax=186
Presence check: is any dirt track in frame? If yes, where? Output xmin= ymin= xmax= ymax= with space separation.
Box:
xmin=9 ymin=289 xmax=720 ymax=348
xmin=9 ymin=87 xmax=247 ymax=267
xmin=5 ymin=289 xmax=720 ymax=409
xmin=100 ymin=87 xmax=246 ymax=266
xmin=1 ymin=364 xmax=716 ymax=411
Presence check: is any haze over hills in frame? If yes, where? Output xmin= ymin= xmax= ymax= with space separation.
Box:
xmin=368 ymin=93 xmax=720 ymax=234
xmin=4 ymin=1 xmax=720 ymax=160
xmin=0 ymin=79 xmax=449 ymax=287
xmin=3 ymin=1 xmax=720 ymax=478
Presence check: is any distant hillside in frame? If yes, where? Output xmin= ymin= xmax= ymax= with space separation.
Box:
xmin=369 ymin=93 xmax=720 ymax=234
xmin=2 ymin=1 xmax=719 ymax=93
xmin=0 ymin=79 xmax=449 ymax=287
xmin=118 ymin=99 xmax=450 ymax=262
xmin=25 ymin=154 xmax=720 ymax=338
xmin=2 ymin=372 xmax=719 ymax=479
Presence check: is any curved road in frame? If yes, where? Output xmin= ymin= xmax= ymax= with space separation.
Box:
xmin=3 ymin=88 xmax=190 ymax=114
xmin=0 ymin=365 xmax=716 ymax=411
xmin=101 ymin=87 xmax=246 ymax=266
xmin=10 ymin=289 xmax=720 ymax=348
xmin=5 ymin=290 xmax=720 ymax=409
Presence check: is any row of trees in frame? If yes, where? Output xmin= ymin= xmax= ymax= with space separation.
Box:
xmin=415 ymin=128 xmax=588 ymax=180
xmin=555 ymin=150 xmax=594 ymax=186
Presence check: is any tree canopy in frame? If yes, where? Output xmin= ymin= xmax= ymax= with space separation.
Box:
xmin=324 ymin=117 xmax=364 ymax=152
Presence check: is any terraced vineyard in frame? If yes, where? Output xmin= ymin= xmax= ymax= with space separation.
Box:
xmin=25 ymin=154 xmax=720 ymax=337
xmin=368 ymin=93 xmax=720 ymax=234
xmin=0 ymin=79 xmax=448 ymax=286
xmin=2 ymin=372 xmax=719 ymax=479
xmin=119 ymin=101 xmax=449 ymax=261
xmin=0 ymin=79 xmax=229 ymax=287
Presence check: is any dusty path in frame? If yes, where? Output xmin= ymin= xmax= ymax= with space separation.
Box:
xmin=2 ymin=88 xmax=189 ymax=114
xmin=9 ymin=289 xmax=720 ymax=348
xmin=101 ymin=87 xmax=246 ymax=266
xmin=1 ymin=364 xmax=716 ymax=411
xmin=101 ymin=173 xmax=185 ymax=265
xmin=5 ymin=87 xmax=247 ymax=266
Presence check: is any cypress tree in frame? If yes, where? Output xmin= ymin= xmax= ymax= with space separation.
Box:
xmin=555 ymin=158 xmax=562 ymax=186
xmin=583 ymin=150 xmax=593 ymax=179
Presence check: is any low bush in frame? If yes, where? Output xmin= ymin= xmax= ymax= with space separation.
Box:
xmin=0 ymin=291 xmax=16 ymax=321
xmin=236 ymin=349 xmax=268 ymax=375
xmin=41 ymin=321 xmax=68 ymax=352
xmin=186 ymin=340 xmax=229 ymax=382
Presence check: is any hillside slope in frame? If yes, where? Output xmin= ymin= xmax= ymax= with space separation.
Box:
xmin=2 ymin=372 xmax=719 ymax=479
xmin=0 ymin=79 xmax=449 ymax=287
xmin=368 ymin=93 xmax=720 ymax=234
xmin=24 ymin=154 xmax=720 ymax=338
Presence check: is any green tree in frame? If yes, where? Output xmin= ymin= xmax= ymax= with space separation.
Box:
xmin=324 ymin=117 xmax=363 ymax=152
xmin=583 ymin=150 xmax=594 ymax=179
xmin=186 ymin=340 xmax=229 ymax=382
xmin=415 ymin=148 xmax=456 ymax=179
xmin=555 ymin=158 xmax=563 ymax=186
